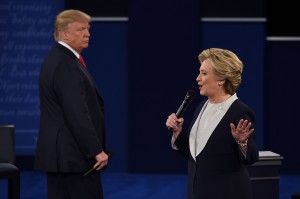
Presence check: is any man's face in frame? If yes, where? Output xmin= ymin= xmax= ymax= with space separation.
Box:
xmin=64 ymin=21 xmax=90 ymax=53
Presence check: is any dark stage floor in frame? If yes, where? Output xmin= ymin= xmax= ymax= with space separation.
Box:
xmin=0 ymin=172 xmax=299 ymax=199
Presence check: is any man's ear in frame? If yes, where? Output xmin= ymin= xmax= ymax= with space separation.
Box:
xmin=59 ymin=30 xmax=68 ymax=41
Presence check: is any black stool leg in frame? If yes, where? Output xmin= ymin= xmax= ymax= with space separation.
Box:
xmin=8 ymin=172 xmax=20 ymax=199
xmin=292 ymin=193 xmax=300 ymax=199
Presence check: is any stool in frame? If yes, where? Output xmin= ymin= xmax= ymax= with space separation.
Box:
xmin=0 ymin=125 xmax=20 ymax=199
xmin=292 ymin=193 xmax=300 ymax=199
xmin=0 ymin=163 xmax=20 ymax=199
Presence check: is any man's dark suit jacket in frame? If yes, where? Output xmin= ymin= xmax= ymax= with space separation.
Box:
xmin=35 ymin=43 xmax=105 ymax=173
xmin=174 ymin=99 xmax=259 ymax=199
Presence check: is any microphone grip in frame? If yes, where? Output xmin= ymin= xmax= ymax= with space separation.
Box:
xmin=167 ymin=101 xmax=187 ymax=131
xmin=175 ymin=101 xmax=188 ymax=118
xmin=167 ymin=89 xmax=195 ymax=131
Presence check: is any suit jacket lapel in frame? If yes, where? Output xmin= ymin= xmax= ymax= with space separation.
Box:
xmin=56 ymin=43 xmax=104 ymax=103
xmin=76 ymin=59 xmax=95 ymax=86
xmin=76 ymin=60 xmax=104 ymax=103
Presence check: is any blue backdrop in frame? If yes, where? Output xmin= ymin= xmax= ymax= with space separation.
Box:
xmin=0 ymin=0 xmax=63 ymax=155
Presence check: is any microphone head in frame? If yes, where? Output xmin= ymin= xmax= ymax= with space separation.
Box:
xmin=185 ymin=90 xmax=196 ymax=102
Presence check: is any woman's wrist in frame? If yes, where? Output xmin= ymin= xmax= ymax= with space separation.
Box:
xmin=236 ymin=138 xmax=248 ymax=147
xmin=173 ymin=132 xmax=180 ymax=139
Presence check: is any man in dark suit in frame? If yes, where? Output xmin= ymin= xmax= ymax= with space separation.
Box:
xmin=35 ymin=9 xmax=109 ymax=199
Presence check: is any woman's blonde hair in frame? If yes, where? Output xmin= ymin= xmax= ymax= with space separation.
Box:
xmin=198 ymin=48 xmax=243 ymax=95
xmin=54 ymin=9 xmax=91 ymax=41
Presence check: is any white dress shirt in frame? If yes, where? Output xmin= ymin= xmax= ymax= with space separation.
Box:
xmin=171 ymin=94 xmax=238 ymax=162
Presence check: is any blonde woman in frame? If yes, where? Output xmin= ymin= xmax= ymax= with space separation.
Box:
xmin=166 ymin=48 xmax=259 ymax=199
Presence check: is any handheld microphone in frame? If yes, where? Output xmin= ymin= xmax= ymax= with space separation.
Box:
xmin=167 ymin=90 xmax=196 ymax=130
xmin=83 ymin=152 xmax=113 ymax=176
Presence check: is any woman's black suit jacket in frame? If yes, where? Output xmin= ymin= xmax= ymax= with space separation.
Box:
xmin=35 ymin=43 xmax=105 ymax=173
xmin=174 ymin=99 xmax=259 ymax=199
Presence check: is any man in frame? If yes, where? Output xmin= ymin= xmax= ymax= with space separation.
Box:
xmin=35 ymin=9 xmax=109 ymax=199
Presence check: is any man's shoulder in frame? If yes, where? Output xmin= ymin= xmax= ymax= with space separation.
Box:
xmin=42 ymin=43 xmax=74 ymax=59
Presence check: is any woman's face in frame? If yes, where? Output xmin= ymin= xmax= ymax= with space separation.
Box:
xmin=196 ymin=59 xmax=222 ymax=99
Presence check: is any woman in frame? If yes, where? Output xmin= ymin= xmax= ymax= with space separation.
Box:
xmin=166 ymin=48 xmax=259 ymax=199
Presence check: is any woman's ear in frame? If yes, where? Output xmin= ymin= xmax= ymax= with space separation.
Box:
xmin=218 ymin=79 xmax=225 ymax=86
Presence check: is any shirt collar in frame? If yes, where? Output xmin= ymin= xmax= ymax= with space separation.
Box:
xmin=58 ymin=41 xmax=80 ymax=59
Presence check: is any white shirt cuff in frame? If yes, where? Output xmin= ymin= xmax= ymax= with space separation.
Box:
xmin=171 ymin=135 xmax=179 ymax=150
